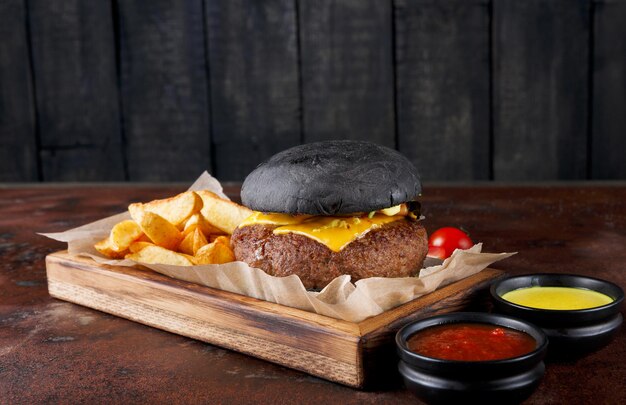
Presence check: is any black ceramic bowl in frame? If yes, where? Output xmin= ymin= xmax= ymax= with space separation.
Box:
xmin=491 ymin=274 xmax=624 ymax=356
xmin=396 ymin=312 xmax=548 ymax=404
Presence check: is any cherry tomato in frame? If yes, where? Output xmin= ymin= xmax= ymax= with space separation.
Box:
xmin=427 ymin=245 xmax=447 ymax=259
xmin=428 ymin=227 xmax=473 ymax=259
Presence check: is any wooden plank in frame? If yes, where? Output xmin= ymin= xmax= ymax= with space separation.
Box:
xmin=205 ymin=0 xmax=300 ymax=181
xmin=0 ymin=0 xmax=38 ymax=181
xmin=47 ymin=261 xmax=361 ymax=364
xmin=45 ymin=250 xmax=503 ymax=388
xmin=46 ymin=252 xmax=362 ymax=387
xmin=592 ymin=0 xmax=626 ymax=179
xmin=117 ymin=0 xmax=211 ymax=181
xmin=27 ymin=0 xmax=124 ymax=181
xmin=299 ymin=0 xmax=395 ymax=146
xmin=493 ymin=0 xmax=590 ymax=180
xmin=395 ymin=0 xmax=490 ymax=181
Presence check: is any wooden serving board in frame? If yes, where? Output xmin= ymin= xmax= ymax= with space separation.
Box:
xmin=46 ymin=251 xmax=503 ymax=388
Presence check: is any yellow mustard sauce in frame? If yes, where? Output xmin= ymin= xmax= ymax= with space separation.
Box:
xmin=501 ymin=286 xmax=613 ymax=310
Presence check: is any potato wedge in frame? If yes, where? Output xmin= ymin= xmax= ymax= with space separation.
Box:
xmin=128 ymin=241 xmax=154 ymax=253
xmin=192 ymin=228 xmax=208 ymax=254
xmin=208 ymin=234 xmax=230 ymax=243
xmin=139 ymin=212 xmax=183 ymax=250
xmin=136 ymin=233 xmax=152 ymax=242
xmin=94 ymin=238 xmax=127 ymax=259
xmin=179 ymin=227 xmax=209 ymax=255
xmin=193 ymin=239 xmax=235 ymax=265
xmin=178 ymin=231 xmax=195 ymax=255
xmin=129 ymin=191 xmax=203 ymax=227
xmin=110 ymin=220 xmax=143 ymax=252
xmin=128 ymin=203 xmax=144 ymax=224
xmin=94 ymin=190 xmax=244 ymax=266
xmin=196 ymin=190 xmax=252 ymax=234
xmin=212 ymin=235 xmax=231 ymax=245
xmin=183 ymin=213 xmax=223 ymax=236
xmin=126 ymin=245 xmax=193 ymax=266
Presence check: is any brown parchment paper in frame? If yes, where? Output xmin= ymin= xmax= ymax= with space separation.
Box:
xmin=41 ymin=172 xmax=515 ymax=323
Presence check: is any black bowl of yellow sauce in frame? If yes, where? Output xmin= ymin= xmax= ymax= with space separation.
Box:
xmin=491 ymin=274 xmax=624 ymax=357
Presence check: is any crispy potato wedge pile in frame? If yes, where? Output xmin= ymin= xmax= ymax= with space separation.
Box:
xmin=94 ymin=190 xmax=252 ymax=266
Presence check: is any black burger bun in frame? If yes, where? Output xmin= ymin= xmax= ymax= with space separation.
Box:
xmin=241 ymin=140 xmax=421 ymax=215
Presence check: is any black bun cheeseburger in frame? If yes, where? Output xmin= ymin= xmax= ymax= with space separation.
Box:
xmin=231 ymin=140 xmax=428 ymax=289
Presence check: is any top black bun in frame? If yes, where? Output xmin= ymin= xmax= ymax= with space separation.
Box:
xmin=241 ymin=140 xmax=421 ymax=215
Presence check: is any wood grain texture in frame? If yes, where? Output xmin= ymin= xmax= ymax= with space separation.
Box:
xmin=45 ymin=250 xmax=502 ymax=388
xmin=0 ymin=0 xmax=38 ymax=181
xmin=395 ymin=0 xmax=491 ymax=181
xmin=27 ymin=0 xmax=124 ymax=181
xmin=299 ymin=0 xmax=395 ymax=146
xmin=592 ymin=0 xmax=626 ymax=179
xmin=493 ymin=0 xmax=590 ymax=180
xmin=205 ymin=0 xmax=301 ymax=181
xmin=117 ymin=0 xmax=211 ymax=181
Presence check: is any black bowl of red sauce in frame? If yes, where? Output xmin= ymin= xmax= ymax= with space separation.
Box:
xmin=396 ymin=312 xmax=548 ymax=404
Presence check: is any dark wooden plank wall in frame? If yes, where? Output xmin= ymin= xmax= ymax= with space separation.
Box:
xmin=592 ymin=0 xmax=626 ymax=180
xmin=206 ymin=0 xmax=300 ymax=181
xmin=300 ymin=0 xmax=395 ymax=147
xmin=0 ymin=0 xmax=624 ymax=183
xmin=29 ymin=0 xmax=125 ymax=181
xmin=493 ymin=0 xmax=590 ymax=180
xmin=118 ymin=0 xmax=211 ymax=181
xmin=0 ymin=0 xmax=38 ymax=181
xmin=395 ymin=0 xmax=491 ymax=181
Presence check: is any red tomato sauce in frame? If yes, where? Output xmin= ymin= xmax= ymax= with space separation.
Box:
xmin=407 ymin=323 xmax=536 ymax=361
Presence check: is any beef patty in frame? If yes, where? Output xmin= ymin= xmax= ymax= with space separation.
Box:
xmin=231 ymin=219 xmax=428 ymax=289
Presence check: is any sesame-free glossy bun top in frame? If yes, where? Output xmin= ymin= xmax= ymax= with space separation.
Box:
xmin=241 ymin=140 xmax=421 ymax=215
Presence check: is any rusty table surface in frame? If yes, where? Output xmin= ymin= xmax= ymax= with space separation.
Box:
xmin=1 ymin=183 xmax=625 ymax=404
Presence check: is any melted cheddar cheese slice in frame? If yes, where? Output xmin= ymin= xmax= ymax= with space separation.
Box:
xmin=239 ymin=212 xmax=403 ymax=252
xmin=238 ymin=211 xmax=311 ymax=226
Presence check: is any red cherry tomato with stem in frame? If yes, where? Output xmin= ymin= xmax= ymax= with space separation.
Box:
xmin=428 ymin=227 xmax=473 ymax=259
